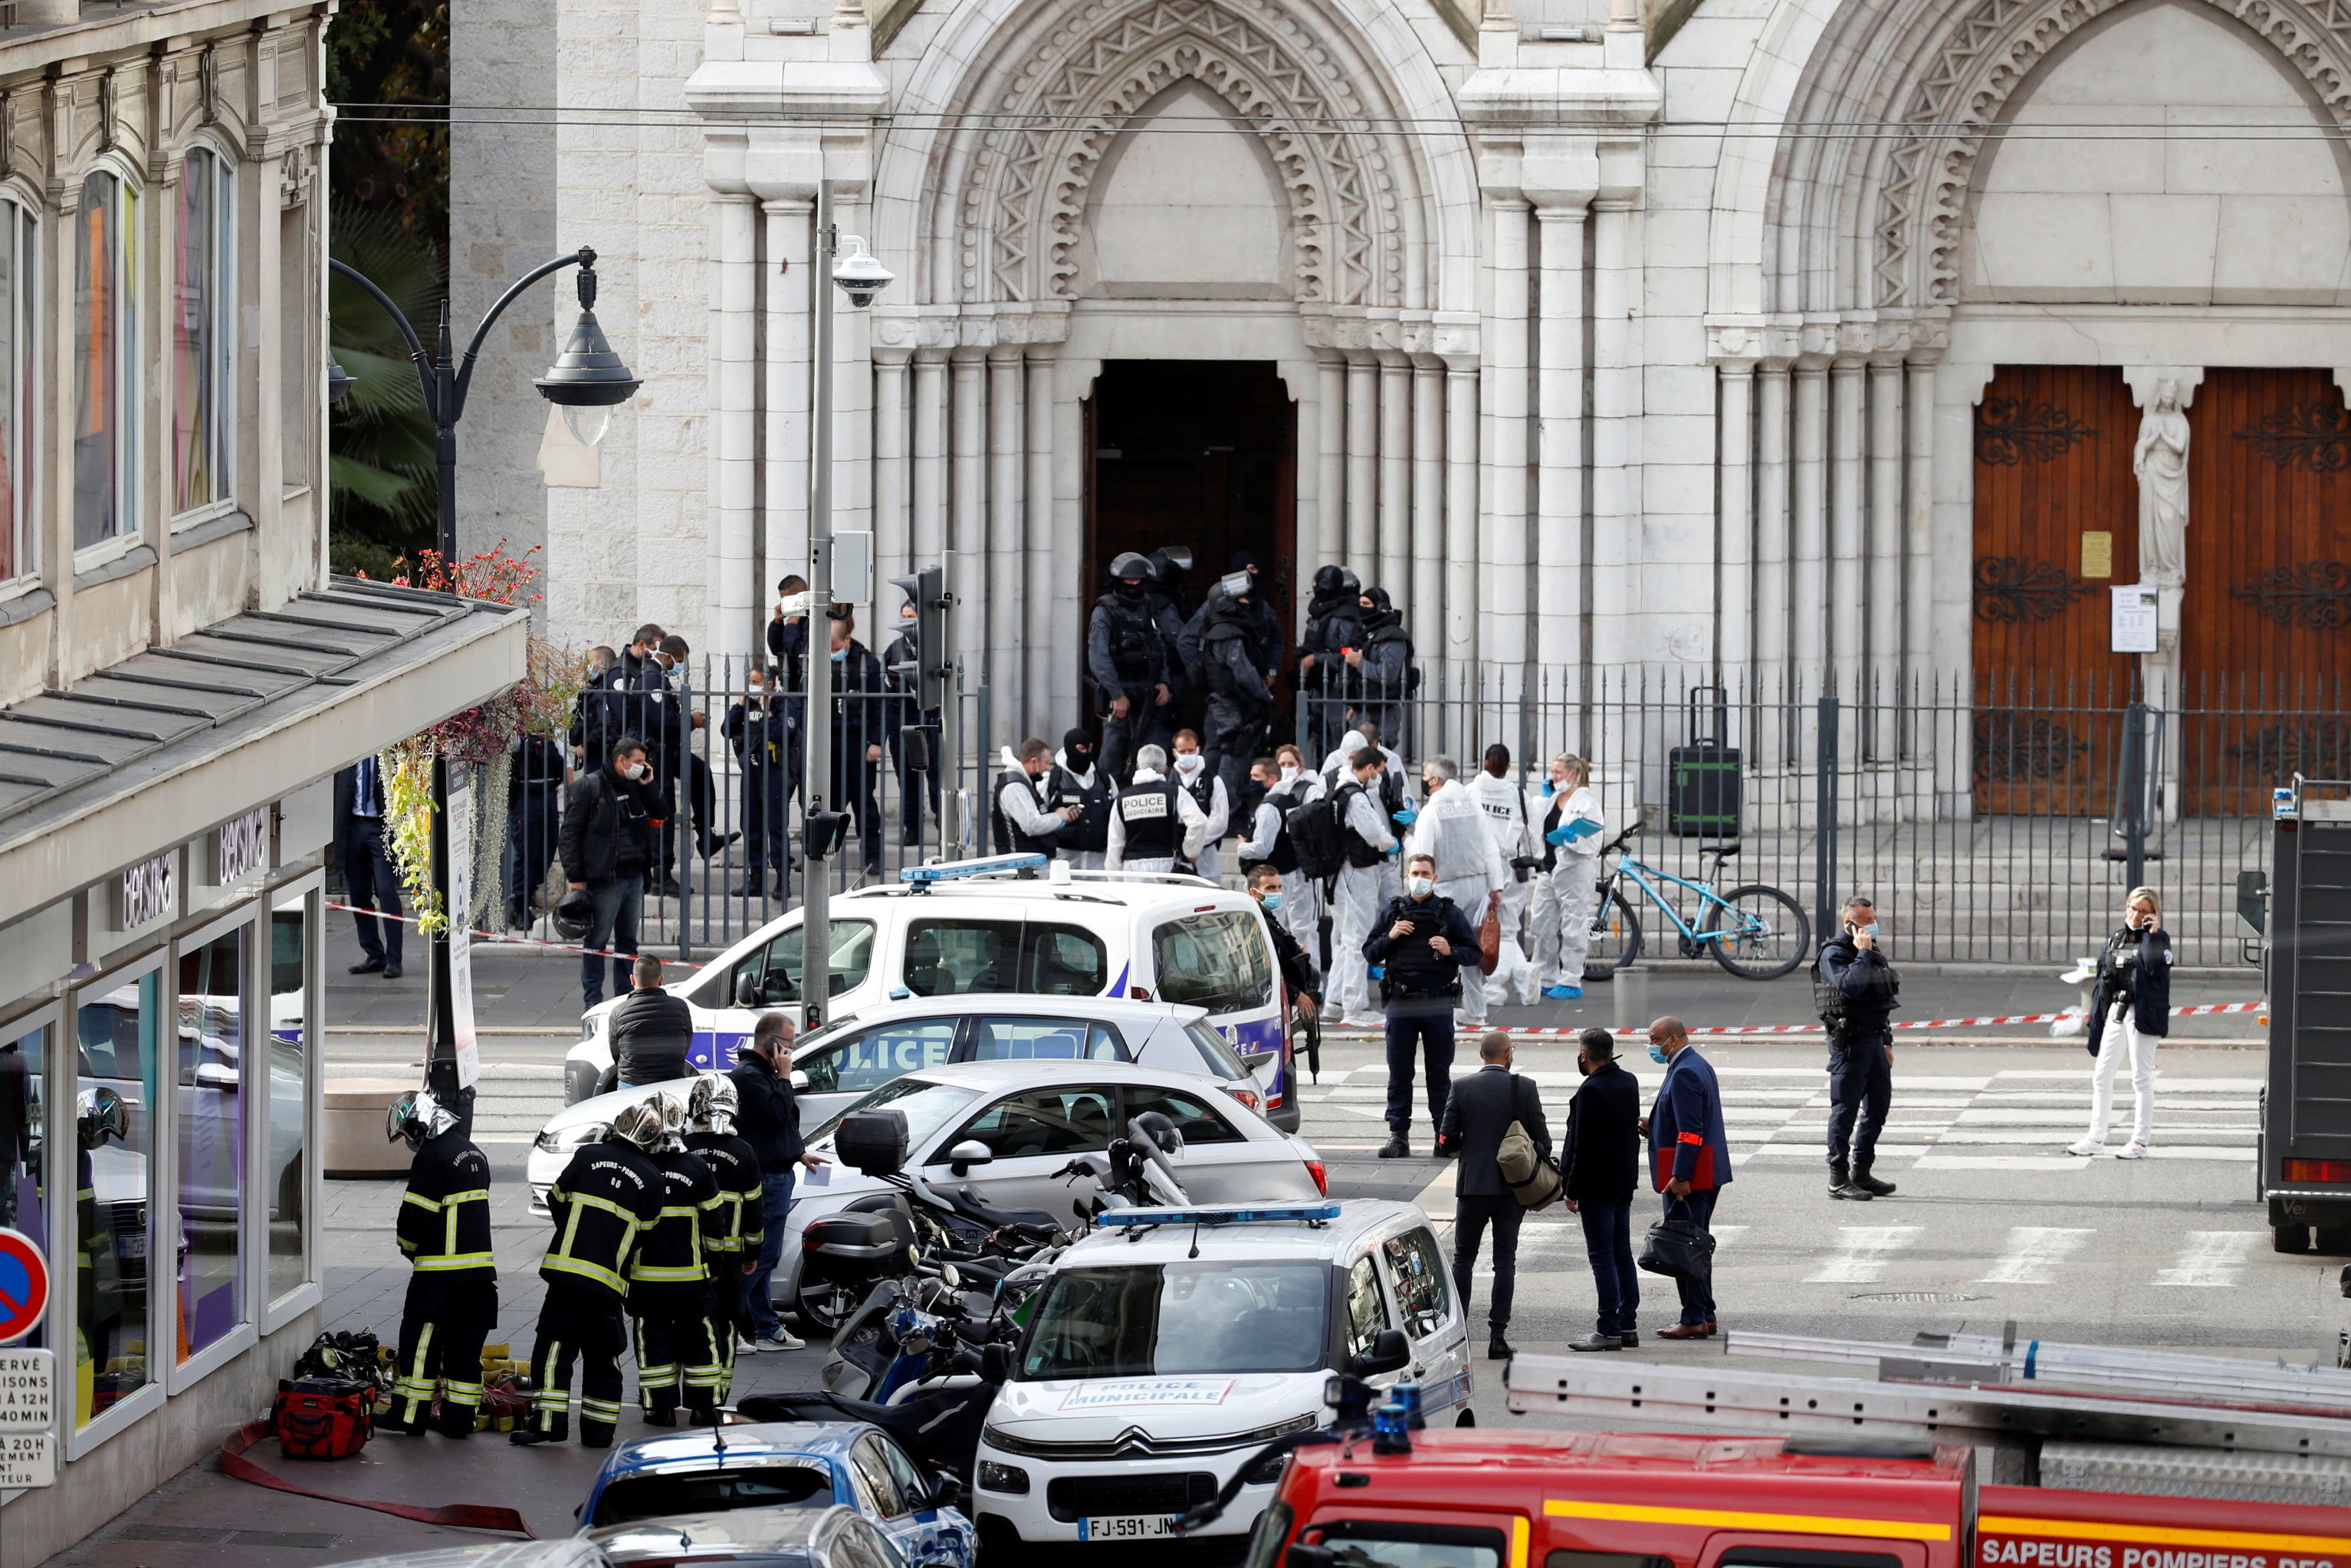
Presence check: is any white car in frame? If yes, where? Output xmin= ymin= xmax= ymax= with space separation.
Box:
xmin=563 ymin=859 xmax=1302 ymax=1130
xmin=969 ymin=1199 xmax=1470 ymax=1550
xmin=527 ymin=996 xmax=1267 ymax=1212
xmin=776 ymin=1060 xmax=1328 ymax=1317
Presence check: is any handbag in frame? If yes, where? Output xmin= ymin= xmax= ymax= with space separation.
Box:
xmin=1478 ymin=903 xmax=1503 ymax=976
xmin=1495 ymin=1078 xmax=1562 ymax=1211
xmin=1637 ymin=1195 xmax=1716 ymax=1281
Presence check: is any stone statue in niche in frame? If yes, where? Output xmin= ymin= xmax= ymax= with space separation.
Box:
xmin=2134 ymin=377 xmax=2190 ymax=589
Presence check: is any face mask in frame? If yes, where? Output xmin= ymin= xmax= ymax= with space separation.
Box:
xmin=1260 ymin=891 xmax=1284 ymax=912
xmin=627 ymin=762 xmax=651 ymax=782
xmin=1175 ymin=752 xmax=1205 ymax=775
xmin=1577 ymin=1055 xmax=1594 ymax=1078
xmin=1117 ymin=581 xmax=1146 ymax=600
xmin=1406 ymin=876 xmax=1434 ymax=898
xmin=1852 ymin=922 xmax=1878 ymax=939
xmin=830 ymin=648 xmax=846 ymax=662
xmin=1072 ymin=750 xmax=1092 ymax=767
xmin=1648 ymin=1043 xmax=1671 ymax=1065
xmin=1279 ymin=765 xmax=1299 ymax=784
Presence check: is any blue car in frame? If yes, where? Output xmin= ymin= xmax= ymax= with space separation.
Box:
xmin=576 ymin=1422 xmax=976 ymax=1568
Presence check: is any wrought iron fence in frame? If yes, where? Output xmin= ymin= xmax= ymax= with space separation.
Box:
xmin=487 ymin=654 xmax=2310 ymax=969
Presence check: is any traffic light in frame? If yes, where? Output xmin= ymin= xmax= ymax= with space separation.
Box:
xmin=886 ymin=564 xmax=948 ymax=711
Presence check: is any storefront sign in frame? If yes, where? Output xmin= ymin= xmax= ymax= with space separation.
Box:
xmin=0 ymin=1349 xmax=54 ymax=1425
xmin=210 ymin=807 xmax=270 ymax=886
xmin=0 ymin=1431 xmax=54 ymax=1488
xmin=110 ymin=854 xmax=176 ymax=933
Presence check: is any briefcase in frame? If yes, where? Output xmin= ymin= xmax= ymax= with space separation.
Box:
xmin=1637 ymin=1196 xmax=1716 ymax=1281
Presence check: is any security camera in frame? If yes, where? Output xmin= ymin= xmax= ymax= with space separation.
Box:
xmin=832 ymin=236 xmax=894 ymax=310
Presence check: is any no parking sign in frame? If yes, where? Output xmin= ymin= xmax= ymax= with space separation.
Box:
xmin=0 ymin=1228 xmax=49 ymax=1345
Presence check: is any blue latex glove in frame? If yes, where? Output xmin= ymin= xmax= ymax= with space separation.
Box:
xmin=1545 ymin=824 xmax=1574 ymax=847
xmin=1563 ymin=817 xmax=1602 ymax=841
xmin=1393 ymin=807 xmax=1417 ymax=826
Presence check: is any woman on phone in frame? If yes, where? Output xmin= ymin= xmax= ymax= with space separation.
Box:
xmin=2068 ymin=887 xmax=2172 ymax=1159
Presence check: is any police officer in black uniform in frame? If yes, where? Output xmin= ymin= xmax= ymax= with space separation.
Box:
xmin=628 ymin=1098 xmax=727 ymax=1425
xmin=1089 ymin=553 xmax=1174 ymax=783
xmin=1353 ymin=586 xmax=1415 ymax=752
xmin=1297 ymin=564 xmax=1366 ymax=756
xmin=514 ymin=1098 xmax=665 ymax=1447
xmin=386 ymin=1088 xmax=495 ymax=1438
xmin=882 ymin=592 xmax=941 ymax=847
xmin=1817 ymin=895 xmax=1901 ymax=1202
xmin=1200 ymin=576 xmax=1274 ymax=808
xmin=823 ymin=606 xmax=891 ymax=876
xmin=1362 ymin=851 xmax=1483 ymax=1159
xmin=684 ymin=1074 xmax=763 ymax=1402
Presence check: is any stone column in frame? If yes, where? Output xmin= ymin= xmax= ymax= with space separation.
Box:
xmin=1588 ymin=196 xmax=1640 ymax=670
xmin=1716 ymin=362 xmax=1755 ymax=681
xmin=1903 ymin=359 xmax=1936 ymax=707
xmin=987 ymin=345 xmax=1025 ymax=698
xmin=873 ymin=347 xmax=909 ymax=597
xmin=711 ymin=192 xmax=760 ymax=661
xmin=1867 ymin=357 xmax=1903 ymax=721
xmin=1051 ymin=359 xmax=1095 ymax=734
xmin=1378 ymin=351 xmax=1412 ymax=601
xmin=1755 ymin=361 xmax=1792 ymax=761
xmin=1316 ymin=353 xmax=1347 ymax=573
xmin=1534 ymin=202 xmax=1588 ymax=670
xmin=1791 ymin=359 xmax=1828 ymax=700
xmin=1410 ymin=356 xmax=1445 ymax=648
xmin=911 ymin=349 xmax=947 ymax=563
xmin=1443 ymin=358 xmax=1479 ymax=674
xmin=950 ymin=351 xmax=987 ymax=673
xmin=1828 ymin=357 xmax=1865 ymax=699
xmin=1346 ymin=353 xmax=1379 ymax=567
xmin=1481 ymin=195 xmax=1532 ymax=669
xmin=1025 ymin=346 xmax=1057 ymax=735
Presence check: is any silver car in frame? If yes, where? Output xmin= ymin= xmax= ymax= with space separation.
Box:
xmin=528 ymin=995 xmax=1268 ymax=1212
xmin=776 ymin=1058 xmax=1328 ymax=1317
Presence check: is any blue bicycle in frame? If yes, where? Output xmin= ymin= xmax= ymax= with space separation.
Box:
xmin=1584 ymin=824 xmax=1811 ymax=980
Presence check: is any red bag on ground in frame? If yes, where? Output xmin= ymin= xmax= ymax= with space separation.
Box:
xmin=272 ymin=1377 xmax=374 ymax=1460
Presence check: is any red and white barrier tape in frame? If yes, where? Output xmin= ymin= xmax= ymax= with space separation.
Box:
xmin=327 ymin=900 xmax=708 ymax=969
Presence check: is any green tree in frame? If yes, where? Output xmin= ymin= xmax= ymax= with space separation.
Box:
xmin=328 ymin=202 xmax=443 ymax=578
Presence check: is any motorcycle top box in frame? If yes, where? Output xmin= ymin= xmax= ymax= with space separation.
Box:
xmin=800 ymin=1194 xmax=920 ymax=1291
xmin=836 ymin=1107 xmax=910 ymax=1176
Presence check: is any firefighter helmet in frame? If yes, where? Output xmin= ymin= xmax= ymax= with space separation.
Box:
xmin=688 ymin=1073 xmax=738 ymax=1135
xmin=608 ymin=1097 xmax=665 ymax=1151
xmin=386 ymin=1087 xmax=458 ymax=1150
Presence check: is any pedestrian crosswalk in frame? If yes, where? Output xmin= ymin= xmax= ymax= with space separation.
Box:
xmin=1298 ymin=1065 xmax=2262 ymax=1165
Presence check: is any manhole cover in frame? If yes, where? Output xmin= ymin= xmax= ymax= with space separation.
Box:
xmin=1848 ymin=1291 xmax=1982 ymax=1304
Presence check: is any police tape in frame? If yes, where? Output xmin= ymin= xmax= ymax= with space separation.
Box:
xmin=324 ymin=900 xmax=709 ymax=969
xmin=1351 ymin=999 xmax=2267 ymax=1038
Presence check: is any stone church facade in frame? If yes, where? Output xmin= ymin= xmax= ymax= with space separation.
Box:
xmin=451 ymin=0 xmax=2351 ymax=740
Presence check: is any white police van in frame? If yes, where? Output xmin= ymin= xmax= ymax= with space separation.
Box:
xmin=566 ymin=856 xmax=1301 ymax=1131
xmin=969 ymin=1200 xmax=1469 ymax=1551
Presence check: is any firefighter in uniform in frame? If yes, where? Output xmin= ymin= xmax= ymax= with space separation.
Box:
xmin=386 ymin=1088 xmax=496 ymax=1437
xmin=514 ymin=1097 xmax=665 ymax=1447
xmin=684 ymin=1074 xmax=763 ymax=1403
xmin=629 ymin=1097 xmax=727 ymax=1425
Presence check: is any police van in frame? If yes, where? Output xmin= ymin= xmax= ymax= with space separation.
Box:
xmin=566 ymin=856 xmax=1301 ymax=1131
xmin=970 ymin=1200 xmax=1469 ymax=1550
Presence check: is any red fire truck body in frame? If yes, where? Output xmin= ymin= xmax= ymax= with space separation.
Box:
xmin=1252 ymin=1431 xmax=2351 ymax=1568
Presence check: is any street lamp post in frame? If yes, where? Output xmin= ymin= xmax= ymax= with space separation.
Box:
xmin=801 ymin=182 xmax=894 ymax=1028
xmin=330 ymin=249 xmax=641 ymax=1121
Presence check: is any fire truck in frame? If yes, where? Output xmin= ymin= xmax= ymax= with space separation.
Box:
xmin=1218 ymin=1330 xmax=2351 ymax=1568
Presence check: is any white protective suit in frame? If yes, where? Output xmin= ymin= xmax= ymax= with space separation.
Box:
xmin=1236 ymin=770 xmax=1327 ymax=953
xmin=1405 ymin=779 xmax=1509 ymax=1022
xmin=1324 ymin=730 xmax=1409 ymax=906
xmin=1328 ymin=775 xmax=1399 ymax=1023
xmin=1464 ymin=769 xmax=1540 ymax=1005
xmin=1171 ymin=755 xmax=1231 ymax=884
xmin=1527 ymin=780 xmax=1606 ymax=991
xmin=1106 ymin=766 xmax=1213 ymax=874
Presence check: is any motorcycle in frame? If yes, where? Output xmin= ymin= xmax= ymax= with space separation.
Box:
xmin=739 ymin=1342 xmax=1013 ymax=1494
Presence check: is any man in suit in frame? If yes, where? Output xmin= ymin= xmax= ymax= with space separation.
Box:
xmin=1563 ymin=1026 xmax=1642 ymax=1352
xmin=335 ymin=756 xmax=404 ymax=979
xmin=1640 ymin=1015 xmax=1732 ymax=1339
xmin=1437 ymin=1030 xmax=1550 ymax=1360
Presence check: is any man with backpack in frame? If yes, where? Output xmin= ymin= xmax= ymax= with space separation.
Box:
xmin=1089 ymin=553 xmax=1174 ymax=782
xmin=1364 ymin=851 xmax=1483 ymax=1158
xmin=1105 ymin=743 xmax=1212 ymax=874
xmin=1437 ymin=1031 xmax=1551 ymax=1360
xmin=1816 ymin=895 xmax=1901 ymax=1201
xmin=1237 ymin=750 xmax=1326 ymax=951
xmin=1325 ymin=747 xmax=1399 ymax=1026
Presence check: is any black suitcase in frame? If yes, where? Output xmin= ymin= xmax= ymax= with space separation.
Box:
xmin=1668 ymin=686 xmax=1741 ymax=838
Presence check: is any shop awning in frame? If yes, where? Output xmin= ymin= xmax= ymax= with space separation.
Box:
xmin=0 ymin=577 xmax=528 ymax=920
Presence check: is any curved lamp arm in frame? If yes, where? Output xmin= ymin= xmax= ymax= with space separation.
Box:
xmin=453 ymin=248 xmax=593 ymax=422
xmin=327 ymin=256 xmax=439 ymax=422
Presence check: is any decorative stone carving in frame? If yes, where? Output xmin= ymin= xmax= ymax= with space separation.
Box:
xmin=2133 ymin=377 xmax=2189 ymax=589
xmin=280 ymin=143 xmax=315 ymax=208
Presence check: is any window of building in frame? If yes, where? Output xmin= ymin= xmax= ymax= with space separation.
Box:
xmin=74 ymin=170 xmax=138 ymax=552
xmin=172 ymin=149 xmax=234 ymax=517
xmin=74 ymin=968 xmax=157 ymax=1430
xmin=176 ymin=927 xmax=247 ymax=1361
xmin=1 ymin=1018 xmax=46 ymax=1350
xmin=267 ymin=896 xmax=310 ymax=1305
xmin=0 ymin=202 xmax=36 ymax=585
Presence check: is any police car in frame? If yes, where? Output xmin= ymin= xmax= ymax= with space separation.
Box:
xmin=968 ymin=1199 xmax=1469 ymax=1550
xmin=565 ymin=855 xmax=1299 ymax=1130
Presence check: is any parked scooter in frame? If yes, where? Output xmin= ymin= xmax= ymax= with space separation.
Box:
xmin=739 ymin=1342 xmax=1013 ymax=1493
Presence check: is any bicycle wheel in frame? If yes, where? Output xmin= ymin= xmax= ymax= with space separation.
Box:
xmin=1584 ymin=889 xmax=1642 ymax=982
xmin=1709 ymin=884 xmax=1811 ymax=979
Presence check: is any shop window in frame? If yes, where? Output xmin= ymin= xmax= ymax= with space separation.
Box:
xmin=172 ymin=149 xmax=234 ymax=517
xmin=73 ymin=170 xmax=138 ymax=552
xmin=0 ymin=201 xmax=35 ymax=584
xmin=1 ymin=1020 xmax=45 ymax=1349
xmin=176 ymin=927 xmax=246 ymax=1360
xmin=268 ymin=898 xmax=310 ymax=1302
xmin=74 ymin=970 xmax=156 ymax=1427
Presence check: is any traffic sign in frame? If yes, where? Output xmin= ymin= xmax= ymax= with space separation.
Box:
xmin=0 ymin=1350 xmax=54 ymax=1429
xmin=0 ymin=1229 xmax=46 ymax=1345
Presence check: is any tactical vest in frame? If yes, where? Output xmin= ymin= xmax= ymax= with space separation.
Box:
xmin=993 ymin=769 xmax=1056 ymax=857
xmin=1117 ymin=780 xmax=1180 ymax=860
